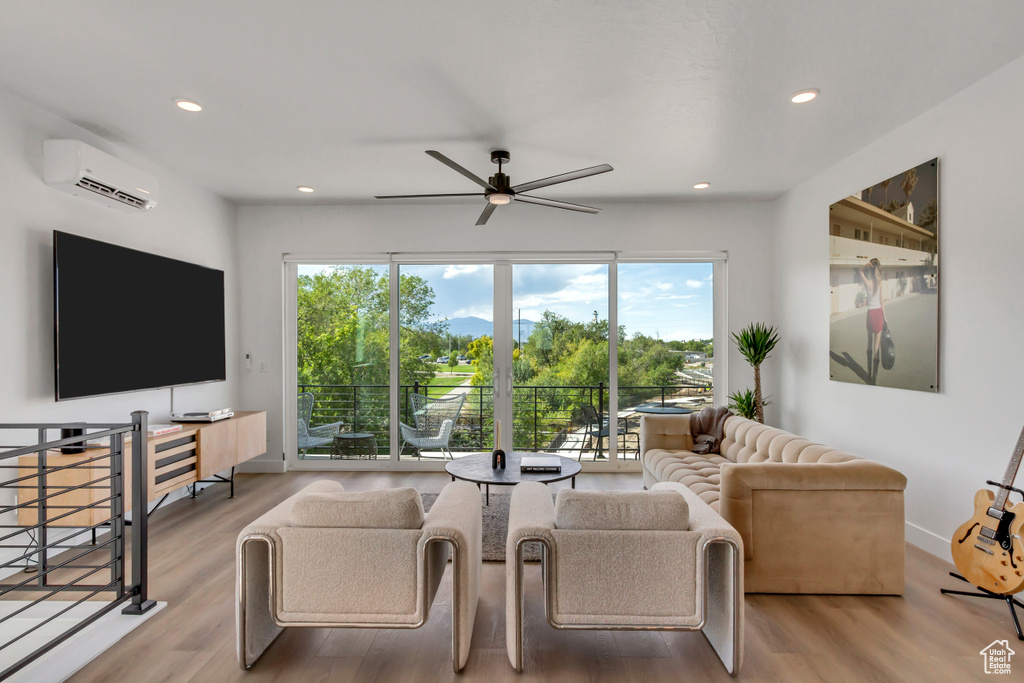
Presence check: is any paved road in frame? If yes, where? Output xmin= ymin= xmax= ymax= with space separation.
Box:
xmin=829 ymin=292 xmax=938 ymax=391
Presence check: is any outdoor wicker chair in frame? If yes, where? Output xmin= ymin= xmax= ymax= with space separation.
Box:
xmin=576 ymin=403 xmax=639 ymax=460
xmin=399 ymin=392 xmax=467 ymax=460
xmin=297 ymin=392 xmax=342 ymax=456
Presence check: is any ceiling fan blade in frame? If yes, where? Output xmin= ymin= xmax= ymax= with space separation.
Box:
xmin=476 ymin=202 xmax=498 ymax=226
xmin=425 ymin=150 xmax=496 ymax=190
xmin=515 ymin=194 xmax=601 ymax=214
xmin=374 ymin=193 xmax=484 ymax=199
xmin=511 ymin=163 xmax=613 ymax=193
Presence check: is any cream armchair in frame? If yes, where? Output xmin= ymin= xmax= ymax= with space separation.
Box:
xmin=505 ymin=482 xmax=743 ymax=675
xmin=236 ymin=480 xmax=481 ymax=672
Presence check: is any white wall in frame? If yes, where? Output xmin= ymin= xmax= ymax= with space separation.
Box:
xmin=774 ymin=54 xmax=1024 ymax=561
xmin=0 ymin=84 xmax=240 ymax=425
xmin=0 ymin=84 xmax=240 ymax=530
xmin=237 ymin=200 xmax=776 ymax=467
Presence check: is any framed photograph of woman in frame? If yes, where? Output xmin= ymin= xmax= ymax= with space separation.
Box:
xmin=828 ymin=159 xmax=939 ymax=392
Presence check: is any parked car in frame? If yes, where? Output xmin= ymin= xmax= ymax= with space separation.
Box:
xmin=457 ymin=355 xmax=467 ymax=361
xmin=437 ymin=356 xmax=449 ymax=364
xmin=417 ymin=354 xmax=431 ymax=361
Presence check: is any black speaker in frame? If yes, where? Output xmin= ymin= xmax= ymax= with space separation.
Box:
xmin=60 ymin=424 xmax=87 ymax=454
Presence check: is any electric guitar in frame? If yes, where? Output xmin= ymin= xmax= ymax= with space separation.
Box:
xmin=951 ymin=425 xmax=1024 ymax=594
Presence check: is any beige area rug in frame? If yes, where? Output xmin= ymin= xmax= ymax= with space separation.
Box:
xmin=420 ymin=492 xmax=542 ymax=562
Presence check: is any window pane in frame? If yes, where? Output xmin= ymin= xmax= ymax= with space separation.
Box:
xmin=512 ymin=264 xmax=613 ymax=460
xmin=398 ymin=264 xmax=494 ymax=460
xmin=616 ymin=263 xmax=715 ymax=421
xmin=296 ymin=264 xmax=389 ymax=459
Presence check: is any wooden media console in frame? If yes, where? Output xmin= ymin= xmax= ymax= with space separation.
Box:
xmin=18 ymin=411 xmax=266 ymax=527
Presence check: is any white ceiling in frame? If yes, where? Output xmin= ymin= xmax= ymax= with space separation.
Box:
xmin=2 ymin=1 xmax=1024 ymax=205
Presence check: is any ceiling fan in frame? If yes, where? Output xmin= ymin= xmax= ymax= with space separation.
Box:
xmin=375 ymin=150 xmax=613 ymax=226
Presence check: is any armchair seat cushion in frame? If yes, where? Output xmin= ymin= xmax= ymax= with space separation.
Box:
xmin=290 ymin=487 xmax=425 ymax=529
xmin=554 ymin=489 xmax=689 ymax=531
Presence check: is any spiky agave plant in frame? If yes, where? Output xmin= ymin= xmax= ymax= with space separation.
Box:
xmin=727 ymin=389 xmax=758 ymax=420
xmin=730 ymin=322 xmax=780 ymax=423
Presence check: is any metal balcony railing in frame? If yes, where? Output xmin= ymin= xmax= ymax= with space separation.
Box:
xmin=0 ymin=412 xmax=155 ymax=679
xmin=297 ymin=379 xmax=713 ymax=460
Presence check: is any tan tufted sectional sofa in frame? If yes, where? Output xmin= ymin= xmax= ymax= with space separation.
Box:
xmin=640 ymin=413 xmax=907 ymax=595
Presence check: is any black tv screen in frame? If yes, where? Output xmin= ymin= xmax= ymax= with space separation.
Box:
xmin=54 ymin=231 xmax=226 ymax=400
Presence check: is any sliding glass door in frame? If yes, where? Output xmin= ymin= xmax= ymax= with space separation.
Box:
xmin=296 ymin=264 xmax=390 ymax=459
xmin=510 ymin=263 xmax=612 ymax=461
xmin=397 ymin=264 xmax=494 ymax=460
xmin=617 ymin=262 xmax=715 ymax=417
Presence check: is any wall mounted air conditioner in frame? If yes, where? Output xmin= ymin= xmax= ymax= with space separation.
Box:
xmin=43 ymin=139 xmax=159 ymax=213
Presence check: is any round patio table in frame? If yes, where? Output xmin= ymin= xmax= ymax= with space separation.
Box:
xmin=445 ymin=451 xmax=581 ymax=505
xmin=634 ymin=403 xmax=693 ymax=415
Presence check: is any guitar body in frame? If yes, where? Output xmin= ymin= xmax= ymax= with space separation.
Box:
xmin=951 ymin=488 xmax=1024 ymax=594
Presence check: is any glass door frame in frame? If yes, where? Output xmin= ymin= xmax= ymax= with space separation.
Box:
xmin=283 ymin=251 xmax=727 ymax=471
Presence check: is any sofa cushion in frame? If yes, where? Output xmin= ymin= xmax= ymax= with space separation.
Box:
xmin=643 ymin=449 xmax=728 ymax=511
xmin=290 ymin=487 xmax=424 ymax=529
xmin=554 ymin=489 xmax=689 ymax=531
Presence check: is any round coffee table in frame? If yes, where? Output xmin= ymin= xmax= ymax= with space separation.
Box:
xmin=330 ymin=432 xmax=378 ymax=459
xmin=445 ymin=451 xmax=582 ymax=505
xmin=634 ymin=403 xmax=693 ymax=415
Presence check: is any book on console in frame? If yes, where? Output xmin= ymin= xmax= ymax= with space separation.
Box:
xmin=520 ymin=455 xmax=562 ymax=473
xmin=147 ymin=423 xmax=183 ymax=437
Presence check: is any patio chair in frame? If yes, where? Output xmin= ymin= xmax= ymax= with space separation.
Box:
xmin=399 ymin=392 xmax=467 ymax=460
xmin=297 ymin=392 xmax=342 ymax=456
xmin=237 ymin=479 xmax=482 ymax=672
xmin=576 ymin=403 xmax=639 ymax=460
xmin=505 ymin=481 xmax=743 ymax=674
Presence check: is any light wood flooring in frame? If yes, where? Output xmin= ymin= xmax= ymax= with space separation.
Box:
xmin=66 ymin=471 xmax=1020 ymax=682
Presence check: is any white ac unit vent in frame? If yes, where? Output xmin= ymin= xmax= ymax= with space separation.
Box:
xmin=43 ymin=139 xmax=159 ymax=213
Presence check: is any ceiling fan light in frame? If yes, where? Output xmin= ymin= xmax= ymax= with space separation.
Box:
xmin=488 ymin=193 xmax=512 ymax=205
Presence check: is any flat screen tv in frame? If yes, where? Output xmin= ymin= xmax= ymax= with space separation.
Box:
xmin=54 ymin=230 xmax=226 ymax=400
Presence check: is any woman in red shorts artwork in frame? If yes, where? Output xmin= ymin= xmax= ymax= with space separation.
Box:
xmin=858 ymin=258 xmax=885 ymax=383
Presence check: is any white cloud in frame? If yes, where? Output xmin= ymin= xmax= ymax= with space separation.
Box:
xmin=443 ymin=264 xmax=482 ymax=279
xmin=686 ymin=279 xmax=704 ymax=288
xmin=654 ymin=282 xmax=673 ymax=291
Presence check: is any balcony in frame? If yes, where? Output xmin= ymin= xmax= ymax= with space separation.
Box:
xmin=297 ymin=379 xmax=713 ymax=462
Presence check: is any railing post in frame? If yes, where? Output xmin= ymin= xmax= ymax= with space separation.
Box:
xmin=123 ymin=410 xmax=156 ymax=615
xmin=36 ymin=428 xmax=47 ymax=585
xmin=353 ymin=384 xmax=359 ymax=432
xmin=111 ymin=431 xmax=125 ymax=598
xmin=478 ymin=386 xmax=483 ymax=449
xmin=536 ymin=387 xmax=544 ymax=450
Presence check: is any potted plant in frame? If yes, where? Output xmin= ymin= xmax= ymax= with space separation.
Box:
xmin=729 ymin=322 xmax=779 ymax=424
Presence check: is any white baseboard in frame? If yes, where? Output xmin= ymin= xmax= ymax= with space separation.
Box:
xmin=237 ymin=459 xmax=287 ymax=474
xmin=906 ymin=521 xmax=952 ymax=565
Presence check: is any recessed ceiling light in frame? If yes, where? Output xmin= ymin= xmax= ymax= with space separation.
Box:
xmin=693 ymin=182 xmax=710 ymax=190
xmin=297 ymin=186 xmax=315 ymax=193
xmin=790 ymin=89 xmax=819 ymax=104
xmin=175 ymin=99 xmax=203 ymax=112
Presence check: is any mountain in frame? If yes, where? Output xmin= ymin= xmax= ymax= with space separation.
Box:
xmin=444 ymin=316 xmax=535 ymax=341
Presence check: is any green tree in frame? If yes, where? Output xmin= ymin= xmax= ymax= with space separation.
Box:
xmin=297 ymin=266 xmax=442 ymax=389
xmin=469 ymin=336 xmax=494 ymax=386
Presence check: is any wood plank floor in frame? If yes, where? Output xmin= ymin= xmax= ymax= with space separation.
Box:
xmin=66 ymin=471 xmax=1018 ymax=682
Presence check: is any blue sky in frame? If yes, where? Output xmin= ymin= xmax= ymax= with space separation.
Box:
xmin=299 ymin=262 xmax=713 ymax=342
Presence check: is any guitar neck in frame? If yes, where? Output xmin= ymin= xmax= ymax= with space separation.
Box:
xmin=994 ymin=424 xmax=1024 ymax=509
